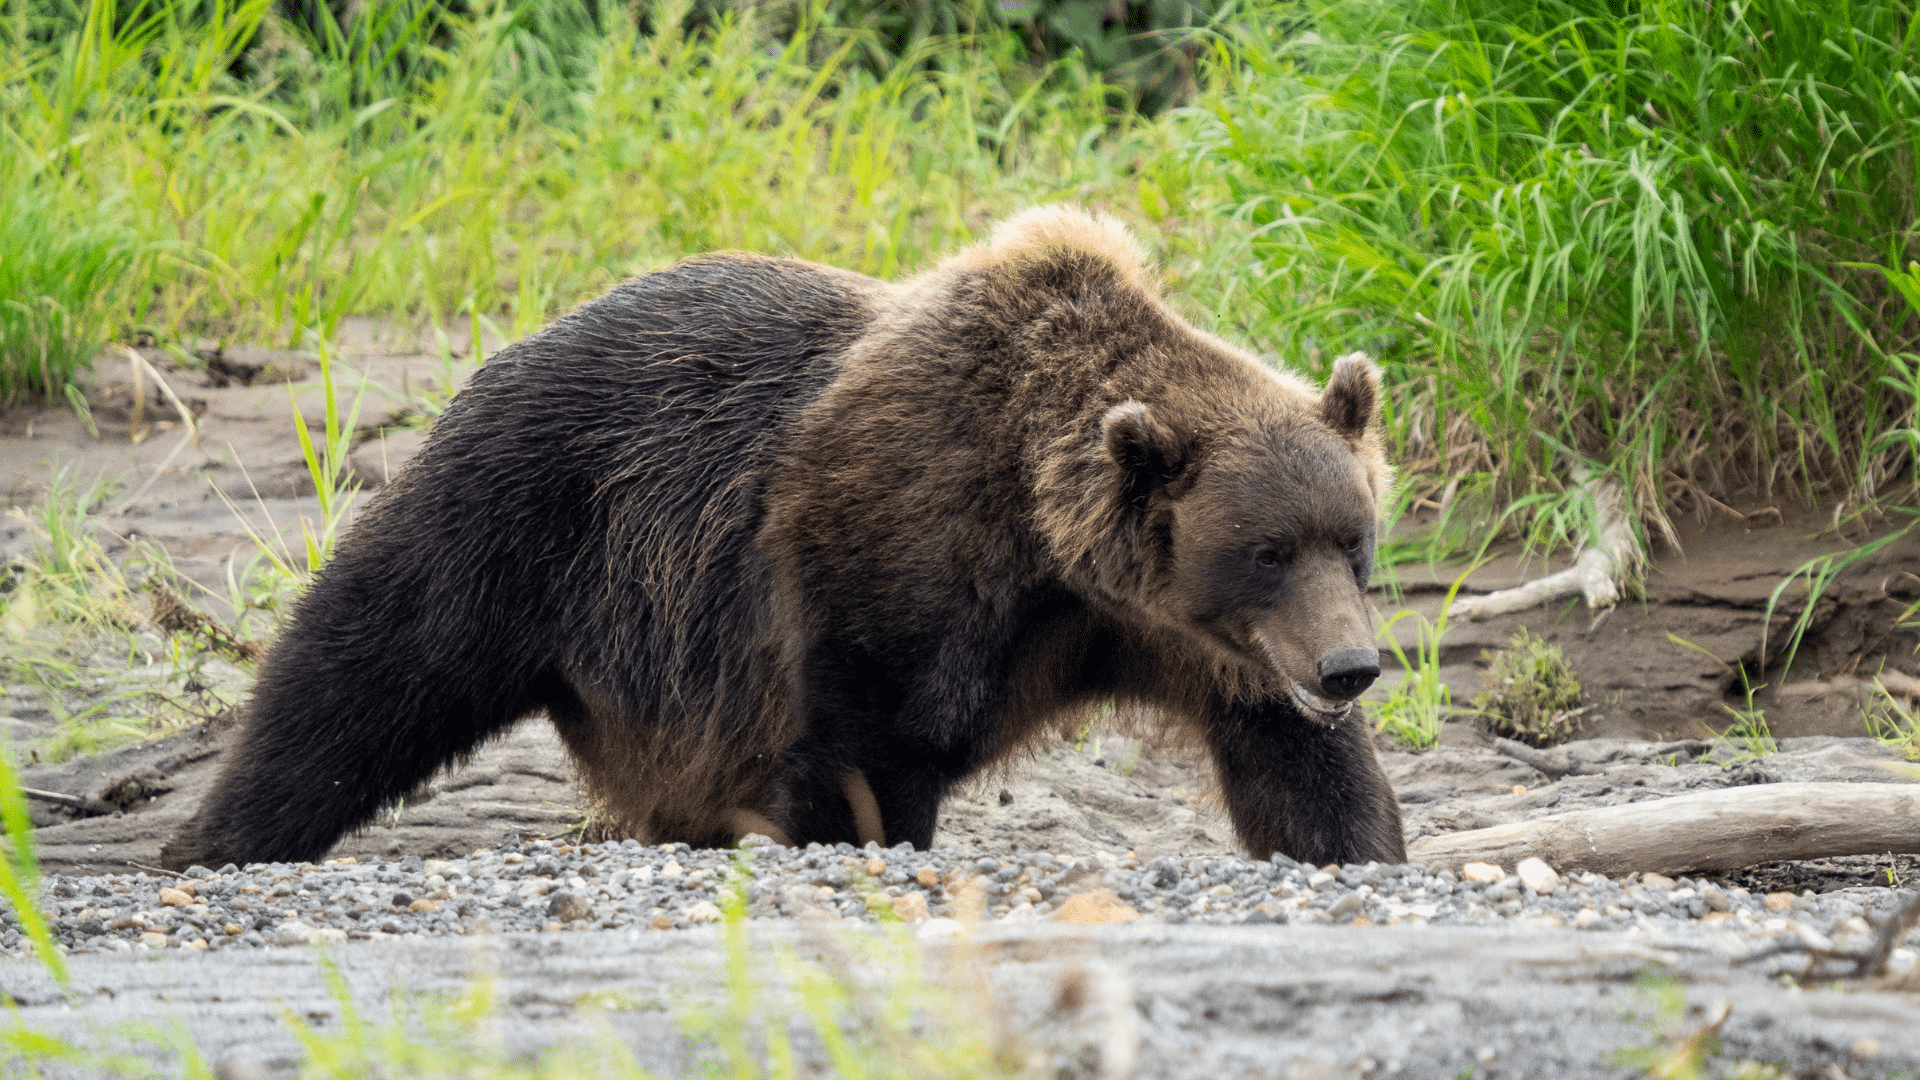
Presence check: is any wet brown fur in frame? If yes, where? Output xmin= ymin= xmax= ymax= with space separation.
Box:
xmin=161 ymin=206 xmax=1404 ymax=871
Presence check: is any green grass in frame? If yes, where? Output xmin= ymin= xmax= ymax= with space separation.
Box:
xmin=1756 ymin=512 xmax=1920 ymax=680
xmin=0 ymin=0 xmax=1151 ymax=387
xmin=1177 ymin=0 xmax=1920 ymax=551
xmin=0 ymin=181 xmax=143 ymax=405
xmin=15 ymin=0 xmax=1919 ymax=556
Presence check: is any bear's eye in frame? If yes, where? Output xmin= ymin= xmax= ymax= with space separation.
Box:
xmin=1253 ymin=548 xmax=1283 ymax=568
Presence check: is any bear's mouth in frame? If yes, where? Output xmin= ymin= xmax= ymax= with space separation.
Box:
xmin=1289 ymin=683 xmax=1353 ymax=725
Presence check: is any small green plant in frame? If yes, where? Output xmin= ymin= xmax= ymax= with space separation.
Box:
xmin=1865 ymin=684 xmax=1920 ymax=763
xmin=0 ymin=471 xmax=138 ymax=638
xmin=1472 ymin=628 xmax=1584 ymax=748
xmin=1715 ymin=678 xmax=1778 ymax=764
xmin=1373 ymin=571 xmax=1474 ymax=751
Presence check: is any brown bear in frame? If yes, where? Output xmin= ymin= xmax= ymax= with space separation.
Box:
xmin=161 ymin=206 xmax=1405 ymax=872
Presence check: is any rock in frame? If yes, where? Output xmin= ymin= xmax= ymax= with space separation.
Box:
xmin=1328 ymin=894 xmax=1366 ymax=918
xmin=1052 ymin=891 xmax=1139 ymax=925
xmin=1461 ymin=862 xmax=1505 ymax=884
xmin=1795 ymin=923 xmax=1834 ymax=950
xmin=546 ymin=893 xmax=592 ymax=923
xmin=139 ymin=932 xmax=168 ymax=949
xmin=915 ymin=918 xmax=967 ymax=941
xmin=685 ymin=901 xmax=721 ymax=924
xmin=272 ymin=922 xmax=321 ymax=946
xmin=780 ymin=885 xmax=820 ymax=916
xmin=1764 ymin=892 xmax=1795 ymax=913
xmin=159 ymin=887 xmax=194 ymax=907
xmin=1515 ymin=858 xmax=1561 ymax=896
xmin=893 ymin=893 xmax=931 ymax=922
xmin=916 ymin=867 xmax=941 ymax=889
xmin=409 ymin=899 xmax=439 ymax=913
xmin=866 ymin=859 xmax=886 ymax=876
xmin=1640 ymin=872 xmax=1676 ymax=890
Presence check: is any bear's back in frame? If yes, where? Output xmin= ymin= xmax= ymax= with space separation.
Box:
xmin=345 ymin=256 xmax=885 ymax=698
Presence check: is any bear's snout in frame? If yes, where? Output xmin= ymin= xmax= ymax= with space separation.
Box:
xmin=1316 ymin=647 xmax=1380 ymax=701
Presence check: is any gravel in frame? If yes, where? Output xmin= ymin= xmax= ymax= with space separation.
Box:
xmin=14 ymin=836 xmax=1917 ymax=981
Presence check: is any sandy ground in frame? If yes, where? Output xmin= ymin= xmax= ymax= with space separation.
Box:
xmin=5 ymin=329 xmax=1920 ymax=1074
xmin=5 ymin=920 xmax=1919 ymax=1080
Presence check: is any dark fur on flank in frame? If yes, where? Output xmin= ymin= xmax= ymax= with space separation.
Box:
xmin=162 ymin=207 xmax=1405 ymax=871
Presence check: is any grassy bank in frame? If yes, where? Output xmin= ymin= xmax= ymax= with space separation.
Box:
xmin=0 ymin=0 xmax=1158 ymax=397
xmin=7 ymin=0 xmax=1920 ymax=546
xmin=1176 ymin=0 xmax=1920 ymax=551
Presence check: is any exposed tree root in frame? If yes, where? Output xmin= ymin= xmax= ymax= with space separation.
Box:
xmin=1735 ymin=890 xmax=1920 ymax=980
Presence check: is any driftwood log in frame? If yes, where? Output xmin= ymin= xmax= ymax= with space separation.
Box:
xmin=1449 ymin=463 xmax=1642 ymax=621
xmin=1408 ymin=782 xmax=1920 ymax=876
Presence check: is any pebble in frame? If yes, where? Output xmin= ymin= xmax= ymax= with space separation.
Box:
xmin=1515 ymin=858 xmax=1560 ymax=896
xmin=2 ymin=843 xmax=1911 ymax=982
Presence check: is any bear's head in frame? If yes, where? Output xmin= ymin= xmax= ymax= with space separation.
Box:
xmin=1100 ymin=352 xmax=1389 ymax=724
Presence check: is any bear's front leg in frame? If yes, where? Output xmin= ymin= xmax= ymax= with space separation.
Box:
xmin=1202 ymin=695 xmax=1406 ymax=866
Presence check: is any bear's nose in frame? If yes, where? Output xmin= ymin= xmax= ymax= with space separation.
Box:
xmin=1317 ymin=648 xmax=1380 ymax=700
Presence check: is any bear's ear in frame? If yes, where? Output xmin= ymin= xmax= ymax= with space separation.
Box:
xmin=1320 ymin=352 xmax=1381 ymax=439
xmin=1102 ymin=401 xmax=1197 ymax=502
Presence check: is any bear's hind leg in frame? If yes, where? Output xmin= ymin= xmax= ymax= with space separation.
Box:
xmin=774 ymin=737 xmax=951 ymax=850
xmin=161 ymin=578 xmax=557 ymax=870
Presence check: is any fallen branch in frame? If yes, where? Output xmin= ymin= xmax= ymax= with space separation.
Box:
xmin=1450 ymin=463 xmax=1641 ymax=622
xmin=21 ymin=787 xmax=116 ymax=817
xmin=126 ymin=861 xmax=191 ymax=881
xmin=1489 ymin=737 xmax=1716 ymax=780
xmin=149 ymin=584 xmax=265 ymax=664
xmin=1408 ymin=782 xmax=1920 ymax=876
